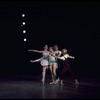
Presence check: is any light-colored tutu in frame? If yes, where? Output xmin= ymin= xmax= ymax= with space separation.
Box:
xmin=40 ymin=59 xmax=49 ymax=66
xmin=40 ymin=52 xmax=49 ymax=66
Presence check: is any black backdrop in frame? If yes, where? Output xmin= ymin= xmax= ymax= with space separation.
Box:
xmin=0 ymin=1 xmax=100 ymax=77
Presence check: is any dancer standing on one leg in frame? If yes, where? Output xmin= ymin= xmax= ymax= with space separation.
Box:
xmin=28 ymin=45 xmax=49 ymax=84
xmin=52 ymin=48 xmax=79 ymax=85
xmin=54 ymin=45 xmax=62 ymax=83
xmin=49 ymin=47 xmax=58 ymax=85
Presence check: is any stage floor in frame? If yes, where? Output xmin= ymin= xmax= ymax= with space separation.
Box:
xmin=0 ymin=74 xmax=100 ymax=99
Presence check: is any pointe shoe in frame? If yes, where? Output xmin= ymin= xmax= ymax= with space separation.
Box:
xmin=50 ymin=82 xmax=54 ymax=85
xmin=53 ymin=82 xmax=56 ymax=85
xmin=75 ymin=79 xmax=79 ymax=85
xmin=41 ymin=79 xmax=45 ymax=84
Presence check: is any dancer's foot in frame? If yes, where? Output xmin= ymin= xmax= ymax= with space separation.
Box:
xmin=56 ymin=78 xmax=60 ymax=83
xmin=75 ymin=79 xmax=79 ymax=85
xmin=53 ymin=82 xmax=56 ymax=85
xmin=50 ymin=81 xmax=56 ymax=85
xmin=60 ymin=80 xmax=64 ymax=85
xmin=50 ymin=82 xmax=54 ymax=85
xmin=41 ymin=79 xmax=45 ymax=84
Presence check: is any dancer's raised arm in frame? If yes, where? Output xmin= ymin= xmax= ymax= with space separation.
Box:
xmin=68 ymin=56 xmax=75 ymax=59
xmin=28 ymin=49 xmax=44 ymax=53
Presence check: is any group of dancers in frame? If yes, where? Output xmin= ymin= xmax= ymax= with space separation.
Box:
xmin=28 ymin=45 xmax=79 ymax=85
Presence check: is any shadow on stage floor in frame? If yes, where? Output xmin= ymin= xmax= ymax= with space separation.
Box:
xmin=0 ymin=74 xmax=100 ymax=99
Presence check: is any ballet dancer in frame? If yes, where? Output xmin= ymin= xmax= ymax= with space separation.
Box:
xmin=51 ymin=48 xmax=79 ymax=85
xmin=28 ymin=45 xmax=49 ymax=84
xmin=49 ymin=47 xmax=58 ymax=85
xmin=54 ymin=45 xmax=62 ymax=83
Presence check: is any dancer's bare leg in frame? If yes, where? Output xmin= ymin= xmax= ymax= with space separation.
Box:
xmin=42 ymin=66 xmax=47 ymax=84
xmin=50 ymin=65 xmax=54 ymax=84
xmin=53 ymin=64 xmax=58 ymax=84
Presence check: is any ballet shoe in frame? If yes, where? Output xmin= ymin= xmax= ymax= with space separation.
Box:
xmin=75 ymin=79 xmax=79 ymax=85
xmin=50 ymin=82 xmax=56 ymax=85
xmin=41 ymin=79 xmax=45 ymax=84
xmin=50 ymin=82 xmax=54 ymax=85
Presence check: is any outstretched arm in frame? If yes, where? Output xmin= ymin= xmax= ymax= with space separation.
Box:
xmin=57 ymin=56 xmax=64 ymax=60
xmin=57 ymin=56 xmax=75 ymax=60
xmin=50 ymin=52 xmax=60 ymax=59
xmin=28 ymin=49 xmax=43 ymax=53
xmin=68 ymin=56 xmax=75 ymax=59
xmin=52 ymin=55 xmax=75 ymax=60
xmin=30 ymin=57 xmax=43 ymax=63
xmin=50 ymin=52 xmax=75 ymax=60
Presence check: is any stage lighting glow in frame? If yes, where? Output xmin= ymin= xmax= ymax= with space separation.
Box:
xmin=22 ymin=14 xmax=25 ymax=17
xmin=24 ymin=38 xmax=27 ymax=41
xmin=23 ymin=30 xmax=26 ymax=33
xmin=22 ymin=22 xmax=25 ymax=25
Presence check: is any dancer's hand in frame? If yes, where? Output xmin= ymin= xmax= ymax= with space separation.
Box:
xmin=49 ymin=52 xmax=52 ymax=55
xmin=50 ymin=52 xmax=54 ymax=56
xmin=73 ymin=57 xmax=75 ymax=59
xmin=30 ymin=60 xmax=35 ymax=63
xmin=28 ymin=49 xmax=33 ymax=52
xmin=30 ymin=60 xmax=33 ymax=62
xmin=69 ymin=56 xmax=75 ymax=59
xmin=30 ymin=59 xmax=40 ymax=63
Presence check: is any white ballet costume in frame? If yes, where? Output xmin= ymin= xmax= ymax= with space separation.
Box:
xmin=40 ymin=51 xmax=49 ymax=84
xmin=40 ymin=52 xmax=49 ymax=66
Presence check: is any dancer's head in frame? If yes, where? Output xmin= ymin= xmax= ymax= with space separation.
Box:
xmin=49 ymin=47 xmax=54 ymax=52
xmin=62 ymin=49 xmax=67 ymax=55
xmin=43 ymin=45 xmax=48 ymax=50
xmin=54 ymin=45 xmax=59 ymax=51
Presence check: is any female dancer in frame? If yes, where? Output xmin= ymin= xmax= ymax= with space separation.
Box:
xmin=28 ymin=45 xmax=49 ymax=84
xmin=54 ymin=45 xmax=62 ymax=83
xmin=49 ymin=47 xmax=58 ymax=85
xmin=52 ymin=48 xmax=79 ymax=85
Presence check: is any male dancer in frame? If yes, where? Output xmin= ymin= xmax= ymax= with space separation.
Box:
xmin=52 ymin=48 xmax=79 ymax=85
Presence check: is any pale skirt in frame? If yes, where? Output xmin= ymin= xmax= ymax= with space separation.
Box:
xmin=40 ymin=59 xmax=49 ymax=66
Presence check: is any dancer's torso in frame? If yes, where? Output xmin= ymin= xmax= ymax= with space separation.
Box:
xmin=42 ymin=51 xmax=49 ymax=60
xmin=54 ymin=50 xmax=61 ymax=56
xmin=61 ymin=54 xmax=69 ymax=66
xmin=49 ymin=53 xmax=56 ymax=61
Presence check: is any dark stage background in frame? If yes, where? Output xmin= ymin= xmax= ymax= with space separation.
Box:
xmin=0 ymin=1 xmax=100 ymax=77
